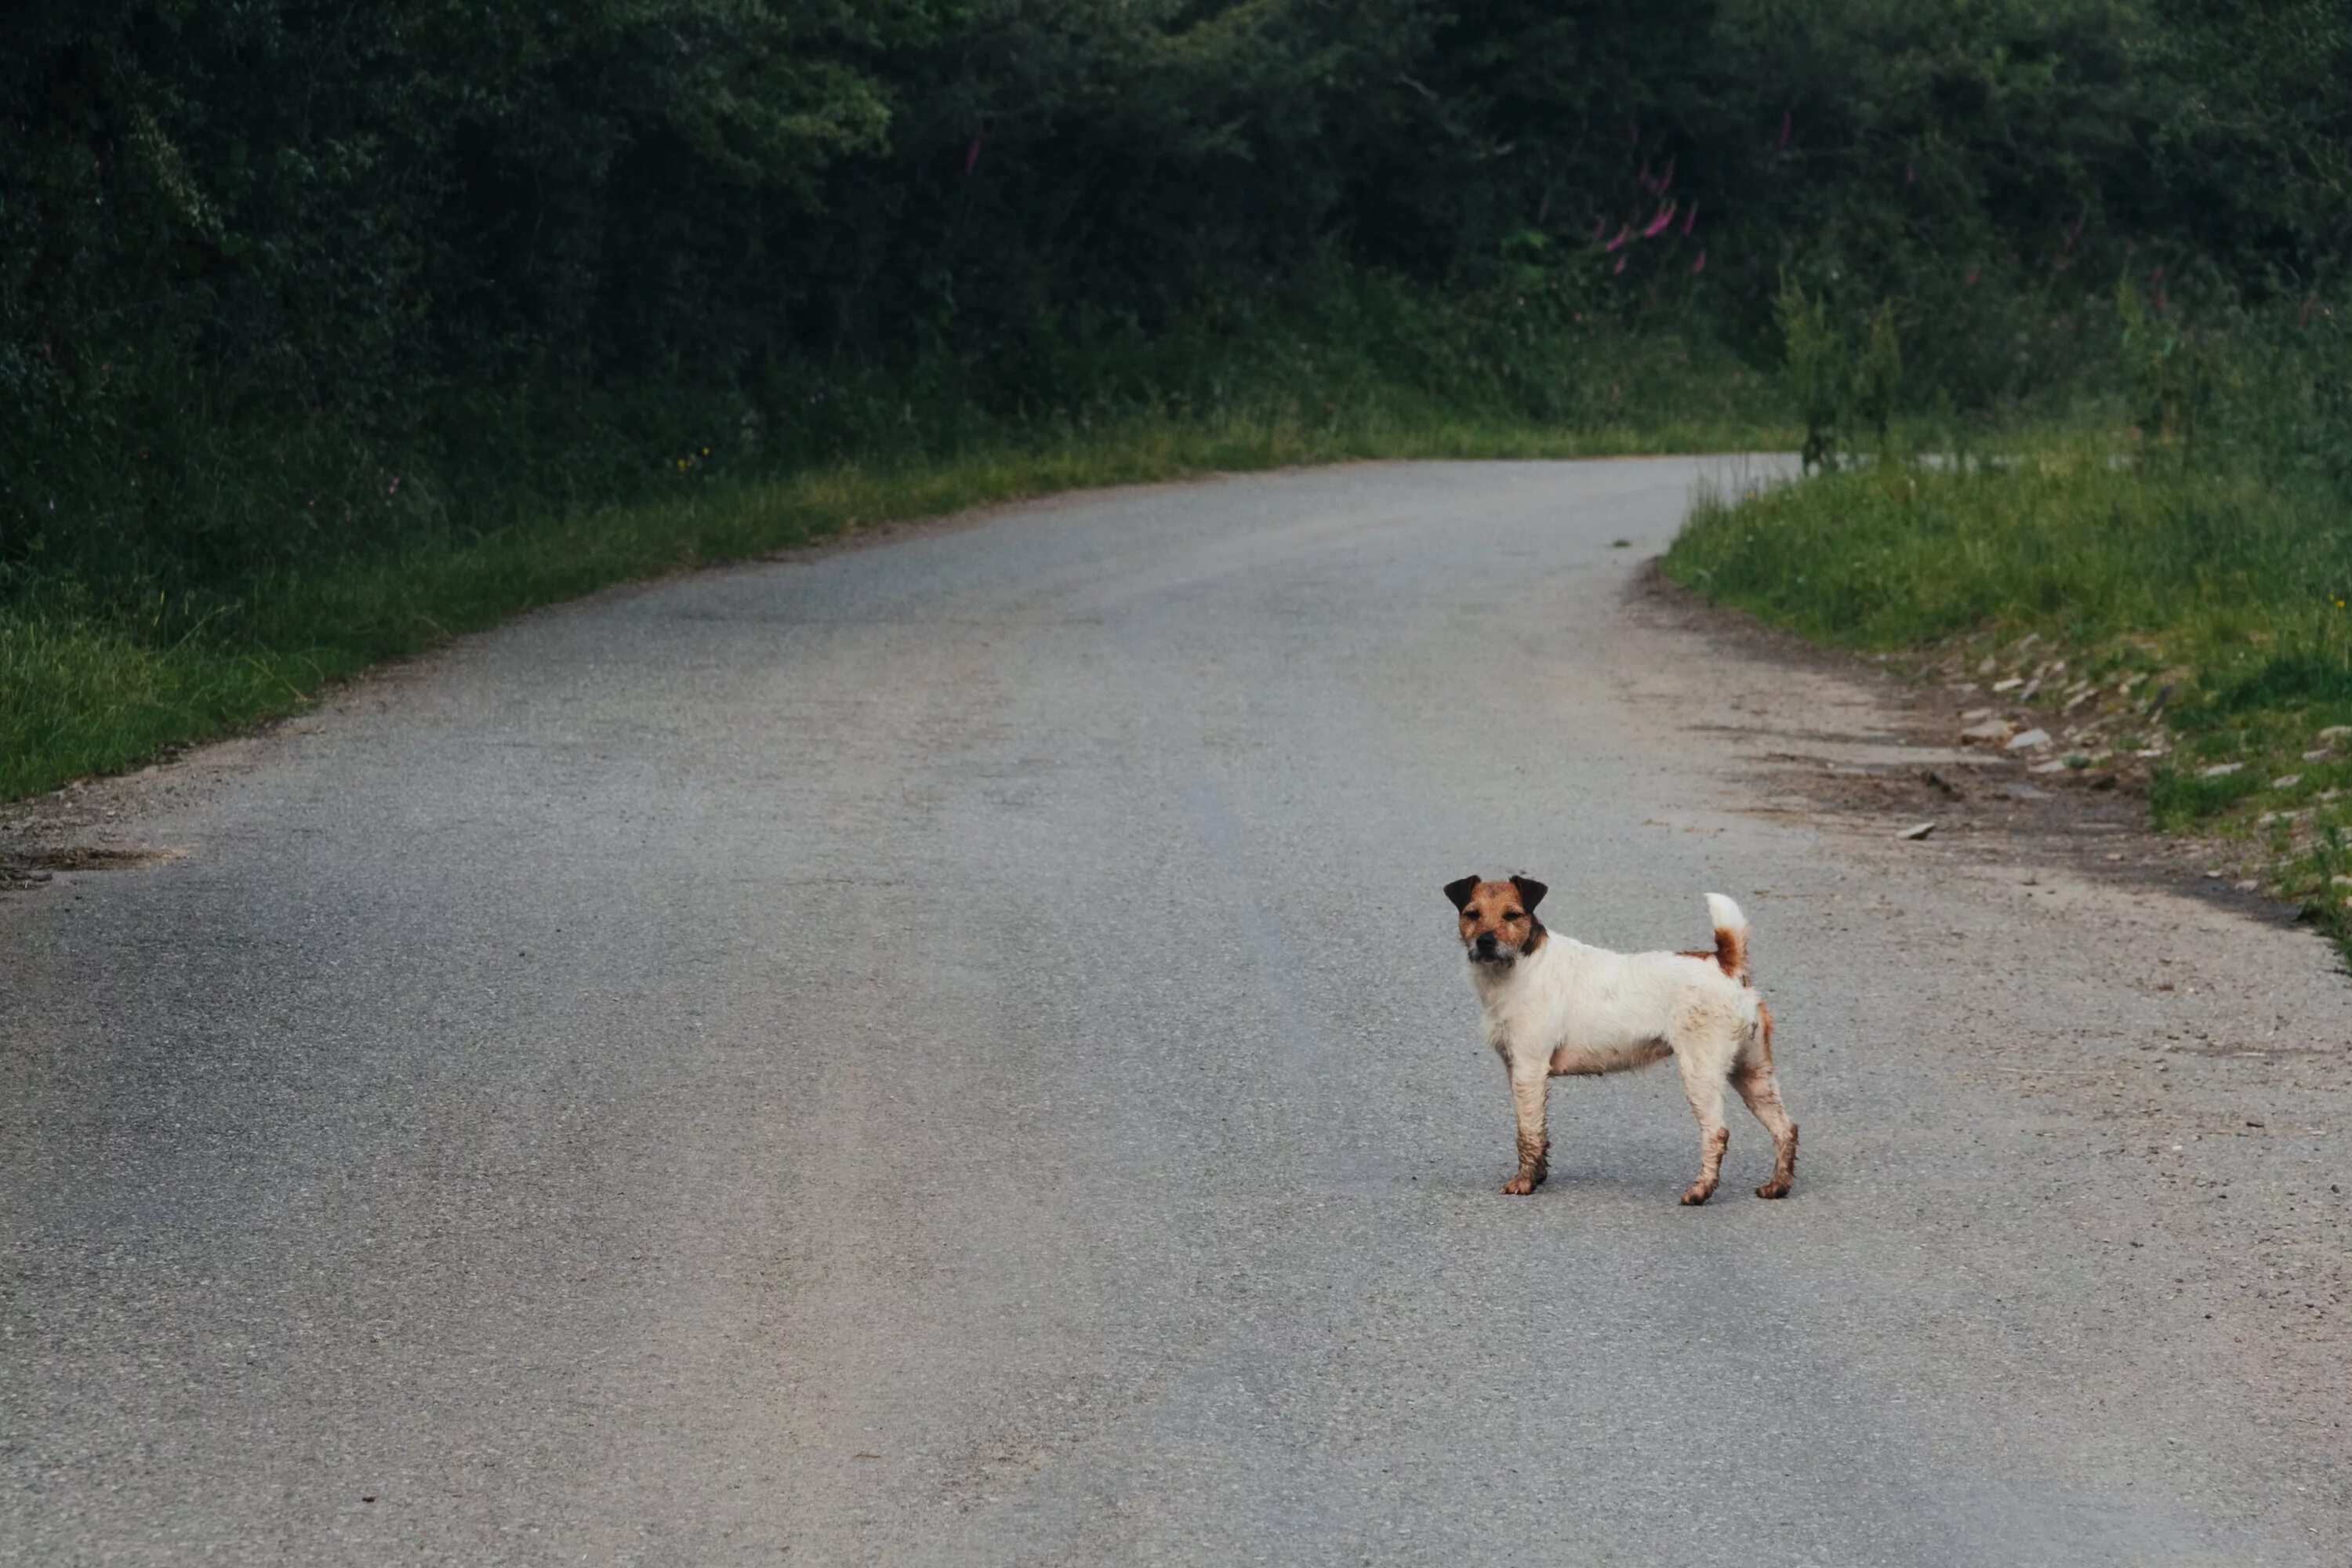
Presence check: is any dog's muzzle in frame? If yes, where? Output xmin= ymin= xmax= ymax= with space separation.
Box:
xmin=1468 ymin=933 xmax=1512 ymax=964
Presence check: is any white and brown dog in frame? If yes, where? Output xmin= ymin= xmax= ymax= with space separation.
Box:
xmin=1444 ymin=875 xmax=1798 ymax=1204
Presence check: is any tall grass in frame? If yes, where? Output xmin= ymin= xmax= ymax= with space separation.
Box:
xmin=1667 ymin=441 xmax=2352 ymax=675
xmin=1665 ymin=430 xmax=2352 ymax=957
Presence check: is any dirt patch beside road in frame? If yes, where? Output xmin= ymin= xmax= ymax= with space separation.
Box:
xmin=1623 ymin=557 xmax=2352 ymax=1469
xmin=1628 ymin=560 xmax=2320 ymax=942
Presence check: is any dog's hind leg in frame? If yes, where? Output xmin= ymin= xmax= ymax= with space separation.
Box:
xmin=1672 ymin=1047 xmax=1732 ymax=1205
xmin=1501 ymin=1061 xmax=1551 ymax=1195
xmin=1733 ymin=1001 xmax=1798 ymax=1199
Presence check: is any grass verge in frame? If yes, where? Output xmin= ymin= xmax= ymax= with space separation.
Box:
xmin=1664 ymin=437 xmax=2352 ymax=964
xmin=4 ymin=401 xmax=1792 ymax=804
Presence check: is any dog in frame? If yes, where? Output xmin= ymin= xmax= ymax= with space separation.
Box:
xmin=1444 ymin=875 xmax=1798 ymax=1204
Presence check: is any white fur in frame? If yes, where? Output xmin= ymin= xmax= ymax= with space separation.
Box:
xmin=1464 ymin=892 xmax=1796 ymax=1203
xmin=1704 ymin=892 xmax=1744 ymax=951
xmin=1471 ymin=906 xmax=1759 ymax=1078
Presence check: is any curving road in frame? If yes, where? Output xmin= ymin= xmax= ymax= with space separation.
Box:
xmin=5 ymin=460 xmax=2350 ymax=1564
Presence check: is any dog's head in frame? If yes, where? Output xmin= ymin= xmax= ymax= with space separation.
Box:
xmin=1443 ymin=874 xmax=1548 ymax=968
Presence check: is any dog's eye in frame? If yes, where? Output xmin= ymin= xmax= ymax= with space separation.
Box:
xmin=1504 ymin=909 xmax=1525 ymax=920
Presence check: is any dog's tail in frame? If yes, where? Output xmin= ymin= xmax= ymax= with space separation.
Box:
xmin=1703 ymin=893 xmax=1750 ymax=984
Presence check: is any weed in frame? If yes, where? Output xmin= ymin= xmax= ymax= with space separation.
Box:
xmin=1664 ymin=426 xmax=2352 ymax=962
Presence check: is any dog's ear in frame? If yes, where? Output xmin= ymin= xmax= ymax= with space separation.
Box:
xmin=1443 ymin=875 xmax=1481 ymax=912
xmin=1508 ymin=874 xmax=1548 ymax=913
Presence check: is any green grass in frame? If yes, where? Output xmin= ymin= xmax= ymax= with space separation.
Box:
xmin=1664 ymin=434 xmax=2352 ymax=960
xmin=2 ymin=399 xmax=1794 ymax=804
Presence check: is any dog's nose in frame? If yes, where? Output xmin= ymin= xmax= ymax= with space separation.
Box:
xmin=1475 ymin=931 xmax=1499 ymax=956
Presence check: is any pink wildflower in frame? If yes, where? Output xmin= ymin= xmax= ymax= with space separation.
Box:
xmin=1642 ymin=202 xmax=1677 ymax=239
xmin=1691 ymin=250 xmax=1707 ymax=274
xmin=964 ymin=136 xmax=982 ymax=174
xmin=1602 ymin=225 xmax=1631 ymax=252
xmin=1613 ymin=255 xmax=1628 ymax=274
xmin=1681 ymin=201 xmax=1698 ymax=236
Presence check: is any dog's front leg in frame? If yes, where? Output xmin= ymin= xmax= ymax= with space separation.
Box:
xmin=1501 ymin=1058 xmax=1550 ymax=1195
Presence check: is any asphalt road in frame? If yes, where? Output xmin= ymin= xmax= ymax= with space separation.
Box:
xmin=6 ymin=460 xmax=2350 ymax=1565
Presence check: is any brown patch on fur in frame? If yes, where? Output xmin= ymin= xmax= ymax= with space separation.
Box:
xmin=1752 ymin=1123 xmax=1799 ymax=1200
xmin=1502 ymin=1145 xmax=1549 ymax=1194
xmin=1551 ymin=1037 xmax=1671 ymax=1076
xmin=1676 ymin=938 xmax=1754 ymax=981
xmin=1451 ymin=877 xmax=1547 ymax=962
xmin=1712 ymin=921 xmax=1749 ymax=983
xmin=1733 ymin=998 xmax=1798 ymax=1198
xmin=1680 ymin=1125 xmax=1730 ymax=1205
xmin=1503 ymin=1067 xmax=1551 ymax=1193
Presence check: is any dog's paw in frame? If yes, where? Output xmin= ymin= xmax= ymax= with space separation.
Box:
xmin=1501 ymin=1173 xmax=1539 ymax=1195
xmin=1754 ymin=1181 xmax=1791 ymax=1200
xmin=1678 ymin=1182 xmax=1716 ymax=1206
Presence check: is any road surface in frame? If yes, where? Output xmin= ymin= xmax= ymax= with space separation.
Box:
xmin=5 ymin=460 xmax=2350 ymax=1564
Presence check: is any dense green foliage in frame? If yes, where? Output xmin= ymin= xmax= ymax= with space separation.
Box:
xmin=9 ymin=1 xmax=2350 ymax=603
xmin=1666 ymin=314 xmax=2352 ymax=956
xmin=1668 ymin=431 xmax=2352 ymax=684
xmin=7 ymin=0 xmax=2352 ymax=833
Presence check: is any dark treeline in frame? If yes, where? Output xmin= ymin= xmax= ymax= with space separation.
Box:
xmin=5 ymin=1 xmax=2349 ymax=597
